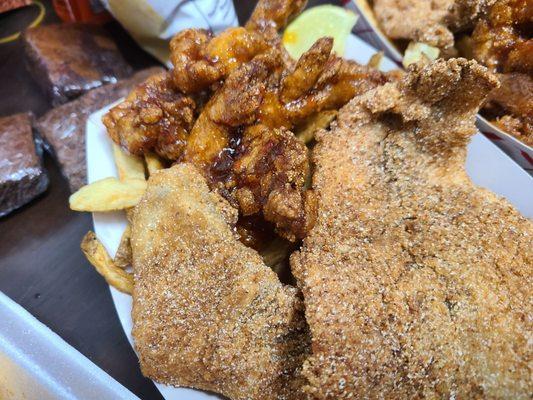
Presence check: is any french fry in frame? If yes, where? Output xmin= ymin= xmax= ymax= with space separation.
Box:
xmin=112 ymin=143 xmax=145 ymax=181
xmin=145 ymin=152 xmax=165 ymax=175
xmin=81 ymin=231 xmax=133 ymax=294
xmin=367 ymin=51 xmax=384 ymax=69
xmin=403 ymin=42 xmax=440 ymax=68
xmin=296 ymin=110 xmax=338 ymax=144
xmin=69 ymin=177 xmax=147 ymax=212
xmin=114 ymin=225 xmax=132 ymax=269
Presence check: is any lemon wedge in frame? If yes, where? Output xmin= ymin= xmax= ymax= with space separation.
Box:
xmin=283 ymin=5 xmax=358 ymax=59
xmin=402 ymin=42 xmax=440 ymax=68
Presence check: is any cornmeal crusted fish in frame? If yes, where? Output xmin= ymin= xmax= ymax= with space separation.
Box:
xmin=291 ymin=59 xmax=532 ymax=399
xmin=131 ymin=163 xmax=309 ymax=400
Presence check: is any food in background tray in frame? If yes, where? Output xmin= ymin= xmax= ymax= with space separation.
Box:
xmin=358 ymin=0 xmax=532 ymax=147
xmin=292 ymin=58 xmax=532 ymax=399
xmin=0 ymin=113 xmax=48 ymax=217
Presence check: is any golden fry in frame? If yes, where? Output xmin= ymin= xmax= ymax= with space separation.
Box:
xmin=367 ymin=51 xmax=384 ymax=69
xmin=145 ymin=152 xmax=166 ymax=175
xmin=114 ymin=225 xmax=132 ymax=269
xmin=112 ymin=143 xmax=146 ymax=181
xmin=295 ymin=110 xmax=338 ymax=144
xmin=81 ymin=231 xmax=133 ymax=294
xmin=69 ymin=178 xmax=147 ymax=212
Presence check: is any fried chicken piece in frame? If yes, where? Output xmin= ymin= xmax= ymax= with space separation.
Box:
xmin=281 ymin=56 xmax=392 ymax=125
xmin=183 ymin=38 xmax=389 ymax=240
xmin=471 ymin=0 xmax=532 ymax=141
xmin=446 ymin=0 xmax=497 ymax=32
xmin=183 ymin=49 xmax=282 ymax=167
xmin=373 ymin=0 xmax=455 ymax=48
xmin=280 ymin=37 xmax=333 ymax=103
xmin=472 ymin=0 xmax=532 ymax=74
xmin=169 ymin=0 xmax=304 ymax=97
xmin=374 ymin=0 xmax=496 ymax=49
xmin=486 ymin=73 xmax=533 ymax=145
xmin=258 ymin=37 xmax=392 ymax=128
xmin=131 ymin=163 xmax=309 ymax=400
xmin=291 ymin=59 xmax=532 ymax=399
xmin=102 ymin=72 xmax=196 ymax=160
xmin=233 ymin=124 xmax=317 ymax=241
xmin=170 ymin=28 xmax=268 ymax=94
xmin=246 ymin=0 xmax=307 ymax=32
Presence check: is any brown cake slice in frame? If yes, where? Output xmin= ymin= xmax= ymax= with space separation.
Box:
xmin=36 ymin=67 xmax=164 ymax=192
xmin=22 ymin=24 xmax=133 ymax=105
xmin=0 ymin=113 xmax=48 ymax=217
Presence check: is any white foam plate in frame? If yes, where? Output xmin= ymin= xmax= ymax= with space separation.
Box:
xmin=86 ymin=34 xmax=533 ymax=400
xmin=0 ymin=292 xmax=138 ymax=400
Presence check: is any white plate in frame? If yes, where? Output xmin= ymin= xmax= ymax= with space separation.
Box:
xmin=86 ymin=34 xmax=533 ymax=400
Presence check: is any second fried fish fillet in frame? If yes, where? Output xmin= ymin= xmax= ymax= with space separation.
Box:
xmin=131 ymin=163 xmax=309 ymax=400
xmin=291 ymin=59 xmax=532 ymax=399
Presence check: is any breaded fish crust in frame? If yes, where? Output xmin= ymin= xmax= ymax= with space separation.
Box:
xmin=291 ymin=59 xmax=532 ymax=399
xmin=131 ymin=164 xmax=309 ymax=400
xmin=373 ymin=0 xmax=496 ymax=49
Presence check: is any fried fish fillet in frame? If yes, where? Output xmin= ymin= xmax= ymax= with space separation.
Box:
xmin=131 ymin=163 xmax=309 ymax=400
xmin=291 ymin=59 xmax=533 ymax=399
xmin=373 ymin=0 xmax=496 ymax=49
xmin=374 ymin=0 xmax=455 ymax=48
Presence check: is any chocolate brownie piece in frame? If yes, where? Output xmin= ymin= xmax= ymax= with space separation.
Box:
xmin=0 ymin=113 xmax=48 ymax=217
xmin=0 ymin=0 xmax=30 ymax=13
xmin=36 ymin=67 xmax=164 ymax=192
xmin=22 ymin=24 xmax=133 ymax=105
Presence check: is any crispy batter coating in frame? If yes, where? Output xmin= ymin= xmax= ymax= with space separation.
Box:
xmin=281 ymin=56 xmax=391 ymax=125
xmin=486 ymin=73 xmax=533 ymax=145
xmin=233 ymin=124 xmax=317 ymax=241
xmin=181 ymin=37 xmax=389 ymax=240
xmin=472 ymin=0 xmax=532 ymax=74
xmin=102 ymin=72 xmax=195 ymax=160
xmin=472 ymin=0 xmax=532 ymax=140
xmin=170 ymin=28 xmax=268 ymax=94
xmin=373 ymin=0 xmax=455 ymax=48
xmin=246 ymin=0 xmax=307 ymax=32
xmin=446 ymin=0 xmax=497 ymax=32
xmin=131 ymin=164 xmax=309 ymax=400
xmin=280 ymin=37 xmax=333 ymax=103
xmin=183 ymin=50 xmax=282 ymax=167
xmin=373 ymin=0 xmax=496 ymax=49
xmin=292 ymin=59 xmax=532 ymax=399
xmin=257 ymin=37 xmax=392 ymax=129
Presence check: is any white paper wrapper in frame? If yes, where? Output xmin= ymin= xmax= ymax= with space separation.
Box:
xmin=101 ymin=0 xmax=238 ymax=66
xmin=344 ymin=0 xmax=533 ymax=174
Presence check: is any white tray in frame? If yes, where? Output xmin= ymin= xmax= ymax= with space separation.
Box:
xmin=86 ymin=34 xmax=533 ymax=400
xmin=347 ymin=0 xmax=533 ymax=173
xmin=0 ymin=292 xmax=138 ymax=400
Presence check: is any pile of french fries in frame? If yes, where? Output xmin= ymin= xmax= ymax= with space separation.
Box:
xmin=70 ymin=146 xmax=165 ymax=294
